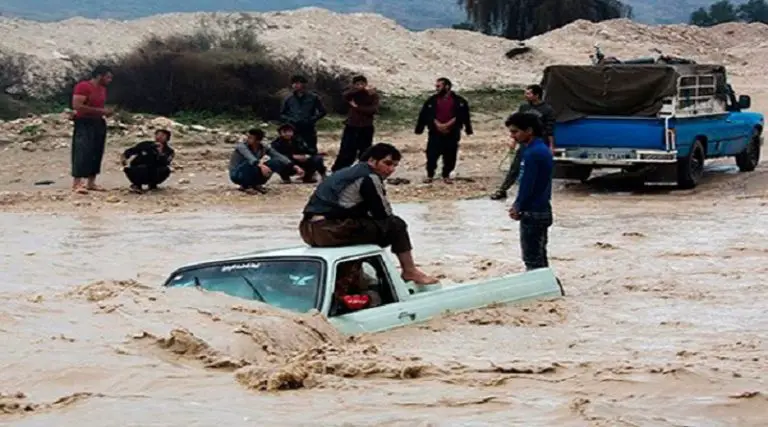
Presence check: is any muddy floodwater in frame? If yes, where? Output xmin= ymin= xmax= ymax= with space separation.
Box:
xmin=1 ymin=186 xmax=767 ymax=426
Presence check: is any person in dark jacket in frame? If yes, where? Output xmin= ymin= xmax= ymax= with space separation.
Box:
xmin=331 ymin=75 xmax=380 ymax=172
xmin=280 ymin=75 xmax=327 ymax=152
xmin=490 ymin=84 xmax=556 ymax=200
xmin=270 ymin=123 xmax=327 ymax=183
xmin=414 ymin=77 xmax=473 ymax=184
xmin=229 ymin=128 xmax=304 ymax=194
xmin=506 ymin=112 xmax=554 ymax=271
xmin=299 ymin=142 xmax=438 ymax=285
xmin=121 ymin=129 xmax=175 ymax=193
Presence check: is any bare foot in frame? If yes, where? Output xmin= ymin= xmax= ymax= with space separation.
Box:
xmin=72 ymin=187 xmax=89 ymax=195
xmin=402 ymin=270 xmax=439 ymax=285
xmin=86 ymin=185 xmax=106 ymax=192
xmin=443 ymin=177 xmax=453 ymax=184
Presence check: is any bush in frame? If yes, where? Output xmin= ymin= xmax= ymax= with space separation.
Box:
xmin=105 ymin=17 xmax=353 ymax=121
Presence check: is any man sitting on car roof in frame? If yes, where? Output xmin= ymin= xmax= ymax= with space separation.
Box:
xmin=299 ymin=142 xmax=438 ymax=286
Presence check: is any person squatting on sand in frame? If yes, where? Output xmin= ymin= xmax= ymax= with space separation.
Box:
xmin=414 ymin=77 xmax=473 ymax=184
xmin=506 ymin=112 xmax=555 ymax=271
xmin=270 ymin=123 xmax=327 ymax=184
xmin=331 ymin=75 xmax=380 ymax=172
xmin=229 ymin=128 xmax=304 ymax=195
xmin=299 ymin=142 xmax=438 ymax=285
xmin=70 ymin=65 xmax=114 ymax=194
xmin=121 ymin=129 xmax=175 ymax=193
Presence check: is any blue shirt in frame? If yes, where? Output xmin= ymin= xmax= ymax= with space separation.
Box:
xmin=513 ymin=138 xmax=553 ymax=213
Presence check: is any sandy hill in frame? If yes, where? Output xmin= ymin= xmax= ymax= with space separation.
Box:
xmin=1 ymin=8 xmax=768 ymax=97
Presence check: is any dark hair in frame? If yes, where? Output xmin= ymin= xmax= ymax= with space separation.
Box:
xmin=526 ymin=84 xmax=543 ymax=99
xmin=291 ymin=75 xmax=308 ymax=84
xmin=278 ymin=123 xmax=294 ymax=132
xmin=437 ymin=77 xmax=452 ymax=88
xmin=155 ymin=129 xmax=171 ymax=141
xmin=91 ymin=65 xmax=112 ymax=78
xmin=360 ymin=142 xmax=402 ymax=162
xmin=504 ymin=112 xmax=543 ymax=137
xmin=352 ymin=75 xmax=367 ymax=84
xmin=247 ymin=128 xmax=265 ymax=140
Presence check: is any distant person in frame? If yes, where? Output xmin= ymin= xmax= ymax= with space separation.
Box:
xmin=270 ymin=123 xmax=327 ymax=183
xmin=331 ymin=75 xmax=380 ymax=172
xmin=229 ymin=128 xmax=304 ymax=194
xmin=299 ymin=143 xmax=438 ymax=285
xmin=414 ymin=77 xmax=473 ymax=184
xmin=505 ymin=112 xmax=554 ymax=271
xmin=490 ymin=84 xmax=556 ymax=200
xmin=280 ymin=75 xmax=327 ymax=153
xmin=70 ymin=64 xmax=114 ymax=194
xmin=121 ymin=129 xmax=175 ymax=193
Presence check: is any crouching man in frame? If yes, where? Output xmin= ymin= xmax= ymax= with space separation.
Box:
xmin=299 ymin=142 xmax=438 ymax=285
xmin=122 ymin=129 xmax=175 ymax=193
xmin=270 ymin=123 xmax=327 ymax=183
xmin=229 ymin=128 xmax=304 ymax=194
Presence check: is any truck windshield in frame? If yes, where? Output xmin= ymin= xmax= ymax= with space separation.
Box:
xmin=165 ymin=259 xmax=323 ymax=313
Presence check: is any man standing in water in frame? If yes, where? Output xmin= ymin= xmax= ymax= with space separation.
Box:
xmin=70 ymin=65 xmax=114 ymax=194
xmin=331 ymin=75 xmax=380 ymax=172
xmin=415 ymin=77 xmax=473 ymax=184
xmin=299 ymin=143 xmax=438 ymax=285
xmin=490 ymin=84 xmax=556 ymax=200
xmin=505 ymin=112 xmax=554 ymax=271
xmin=280 ymin=75 xmax=327 ymax=153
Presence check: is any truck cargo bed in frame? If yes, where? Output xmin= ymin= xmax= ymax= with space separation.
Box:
xmin=554 ymin=116 xmax=667 ymax=151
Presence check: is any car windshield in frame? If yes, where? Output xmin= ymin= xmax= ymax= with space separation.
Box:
xmin=165 ymin=258 xmax=323 ymax=313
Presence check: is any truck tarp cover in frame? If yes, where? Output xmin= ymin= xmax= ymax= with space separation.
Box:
xmin=541 ymin=65 xmax=678 ymax=122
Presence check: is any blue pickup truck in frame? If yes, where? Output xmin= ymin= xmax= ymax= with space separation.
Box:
xmin=543 ymin=63 xmax=764 ymax=188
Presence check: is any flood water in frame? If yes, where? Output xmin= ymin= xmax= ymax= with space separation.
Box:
xmin=1 ymin=194 xmax=767 ymax=426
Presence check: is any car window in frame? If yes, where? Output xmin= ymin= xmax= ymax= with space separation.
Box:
xmin=166 ymin=259 xmax=323 ymax=313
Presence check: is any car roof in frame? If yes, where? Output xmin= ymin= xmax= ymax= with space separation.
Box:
xmin=173 ymin=244 xmax=385 ymax=270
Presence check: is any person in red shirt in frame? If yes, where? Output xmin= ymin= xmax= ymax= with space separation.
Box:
xmin=414 ymin=77 xmax=473 ymax=184
xmin=70 ymin=65 xmax=114 ymax=194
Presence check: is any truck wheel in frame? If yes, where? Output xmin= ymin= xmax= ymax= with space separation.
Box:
xmin=677 ymin=140 xmax=705 ymax=189
xmin=735 ymin=129 xmax=761 ymax=172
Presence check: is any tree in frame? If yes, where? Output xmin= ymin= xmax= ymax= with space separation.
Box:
xmin=690 ymin=0 xmax=768 ymax=26
xmin=457 ymin=0 xmax=633 ymax=40
xmin=739 ymin=0 xmax=768 ymax=23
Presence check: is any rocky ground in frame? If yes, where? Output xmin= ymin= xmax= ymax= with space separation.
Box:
xmin=0 ymin=112 xmax=518 ymax=213
xmin=2 ymin=9 xmax=768 ymax=96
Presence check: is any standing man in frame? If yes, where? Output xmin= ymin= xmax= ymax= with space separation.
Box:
xmin=280 ymin=75 xmax=327 ymax=153
xmin=331 ymin=75 xmax=380 ymax=172
xmin=121 ymin=129 xmax=175 ymax=193
xmin=505 ymin=112 xmax=554 ymax=271
xmin=299 ymin=143 xmax=438 ymax=285
xmin=490 ymin=84 xmax=555 ymax=200
xmin=70 ymin=65 xmax=114 ymax=194
xmin=415 ymin=77 xmax=473 ymax=184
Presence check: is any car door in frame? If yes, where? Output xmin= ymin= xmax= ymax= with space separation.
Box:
xmin=327 ymin=255 xmax=418 ymax=334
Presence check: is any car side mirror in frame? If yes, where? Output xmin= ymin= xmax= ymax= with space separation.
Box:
xmin=738 ymin=95 xmax=751 ymax=109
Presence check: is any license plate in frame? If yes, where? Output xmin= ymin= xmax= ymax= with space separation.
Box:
xmin=582 ymin=151 xmax=631 ymax=160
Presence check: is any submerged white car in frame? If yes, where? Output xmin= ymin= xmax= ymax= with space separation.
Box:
xmin=163 ymin=244 xmax=565 ymax=334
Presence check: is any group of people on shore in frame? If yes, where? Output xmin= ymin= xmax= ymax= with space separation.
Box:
xmin=67 ymin=65 xmax=555 ymax=278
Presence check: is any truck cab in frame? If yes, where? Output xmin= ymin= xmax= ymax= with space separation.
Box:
xmin=545 ymin=63 xmax=764 ymax=188
xmin=163 ymin=245 xmax=564 ymax=335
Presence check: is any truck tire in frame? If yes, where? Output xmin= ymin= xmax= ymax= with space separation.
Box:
xmin=735 ymin=129 xmax=761 ymax=172
xmin=677 ymin=140 xmax=705 ymax=189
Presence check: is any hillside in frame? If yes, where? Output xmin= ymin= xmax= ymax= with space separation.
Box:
xmin=0 ymin=0 xmax=747 ymax=30
xmin=2 ymin=8 xmax=768 ymax=99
